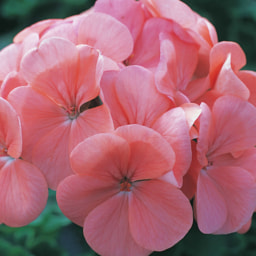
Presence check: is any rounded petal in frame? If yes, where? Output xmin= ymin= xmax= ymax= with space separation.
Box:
xmin=128 ymin=18 xmax=171 ymax=69
xmin=115 ymin=125 xmax=175 ymax=181
xmin=209 ymin=41 xmax=246 ymax=85
xmin=32 ymin=123 xmax=72 ymax=190
xmin=196 ymin=102 xmax=214 ymax=166
xmin=108 ymin=66 xmax=173 ymax=127
xmin=84 ymin=194 xmax=151 ymax=256
xmin=209 ymin=95 xmax=256 ymax=157
xmin=238 ymin=70 xmax=256 ymax=106
xmin=0 ymin=97 xmax=22 ymax=158
xmin=196 ymin=166 xmax=256 ymax=234
xmin=94 ymin=0 xmax=145 ymax=41
xmin=144 ymin=0 xmax=197 ymax=28
xmin=100 ymin=70 xmax=128 ymax=128
xmin=152 ymin=107 xmax=192 ymax=186
xmin=77 ymin=13 xmax=133 ymax=62
xmin=0 ymin=71 xmax=26 ymax=99
xmin=129 ymin=180 xmax=193 ymax=251
xmin=7 ymin=86 xmax=66 ymax=160
xmin=156 ymin=31 xmax=199 ymax=97
xmin=69 ymin=105 xmax=114 ymax=152
xmin=214 ymin=54 xmax=250 ymax=100
xmin=21 ymin=37 xmax=78 ymax=86
xmin=195 ymin=169 xmax=228 ymax=233
xmin=0 ymin=158 xmax=48 ymax=227
xmin=57 ymin=175 xmax=118 ymax=226
xmin=70 ymin=133 xmax=130 ymax=180
xmin=75 ymin=45 xmax=103 ymax=107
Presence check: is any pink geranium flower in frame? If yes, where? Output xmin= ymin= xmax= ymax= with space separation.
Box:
xmin=195 ymin=42 xmax=256 ymax=106
xmin=142 ymin=0 xmax=218 ymax=76
xmin=186 ymin=95 xmax=256 ymax=234
xmin=57 ymin=124 xmax=193 ymax=256
xmin=14 ymin=12 xmax=134 ymax=71
xmin=0 ymin=97 xmax=48 ymax=227
xmin=101 ymin=65 xmax=201 ymax=186
xmin=8 ymin=37 xmax=114 ymax=189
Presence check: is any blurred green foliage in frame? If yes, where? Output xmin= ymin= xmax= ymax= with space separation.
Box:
xmin=0 ymin=0 xmax=256 ymax=255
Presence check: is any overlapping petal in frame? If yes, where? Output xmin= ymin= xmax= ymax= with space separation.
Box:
xmin=129 ymin=180 xmax=193 ymax=251
xmin=0 ymin=159 xmax=48 ymax=227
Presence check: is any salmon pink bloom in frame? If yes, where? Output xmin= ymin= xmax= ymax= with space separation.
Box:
xmin=57 ymin=124 xmax=193 ymax=256
xmin=142 ymin=0 xmax=218 ymax=76
xmin=101 ymin=65 xmax=201 ymax=186
xmin=8 ymin=37 xmax=114 ymax=189
xmin=186 ymin=95 xmax=256 ymax=234
xmin=195 ymin=42 xmax=256 ymax=106
xmin=14 ymin=12 xmax=134 ymax=71
xmin=0 ymin=97 xmax=48 ymax=227
xmin=0 ymin=33 xmax=39 ymax=98
xmin=94 ymin=0 xmax=146 ymax=42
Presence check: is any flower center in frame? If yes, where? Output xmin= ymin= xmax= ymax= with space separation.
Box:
xmin=66 ymin=105 xmax=79 ymax=120
xmin=0 ymin=144 xmax=8 ymax=156
xmin=120 ymin=177 xmax=132 ymax=192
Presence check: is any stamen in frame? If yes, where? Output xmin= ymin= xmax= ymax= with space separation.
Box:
xmin=120 ymin=177 xmax=132 ymax=192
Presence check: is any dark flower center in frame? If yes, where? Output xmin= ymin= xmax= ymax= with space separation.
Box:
xmin=120 ymin=177 xmax=132 ymax=192
xmin=66 ymin=95 xmax=103 ymax=120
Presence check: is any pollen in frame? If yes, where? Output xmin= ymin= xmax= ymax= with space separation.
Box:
xmin=120 ymin=177 xmax=132 ymax=192
xmin=66 ymin=105 xmax=79 ymax=120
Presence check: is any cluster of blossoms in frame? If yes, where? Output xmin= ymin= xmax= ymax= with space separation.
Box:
xmin=1 ymin=0 xmax=256 ymax=255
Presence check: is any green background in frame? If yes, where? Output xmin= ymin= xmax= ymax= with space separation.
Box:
xmin=0 ymin=0 xmax=256 ymax=255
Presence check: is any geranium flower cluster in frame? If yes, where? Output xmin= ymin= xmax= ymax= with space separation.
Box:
xmin=0 ymin=0 xmax=256 ymax=255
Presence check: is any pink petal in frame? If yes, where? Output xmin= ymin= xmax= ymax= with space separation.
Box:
xmin=209 ymin=95 xmax=256 ymax=158
xmin=156 ymin=31 xmax=199 ymax=97
xmin=214 ymin=54 xmax=250 ymax=100
xmin=129 ymin=180 xmax=193 ymax=251
xmin=128 ymin=18 xmax=171 ymax=69
xmin=184 ymin=76 xmax=210 ymax=102
xmin=100 ymin=70 xmax=128 ymax=127
xmin=70 ymin=133 xmax=130 ymax=180
xmin=41 ymin=22 xmax=77 ymax=44
xmin=21 ymin=37 xmax=78 ymax=88
xmin=238 ymin=70 xmax=256 ymax=106
xmin=212 ymin=148 xmax=256 ymax=180
xmin=237 ymin=219 xmax=252 ymax=234
xmin=75 ymin=45 xmax=103 ymax=107
xmin=115 ymin=125 xmax=175 ymax=181
xmin=152 ymin=107 xmax=192 ymax=186
xmin=195 ymin=169 xmax=228 ymax=233
xmin=84 ymin=193 xmax=151 ymax=256
xmin=0 ymin=158 xmax=48 ymax=227
xmin=57 ymin=175 xmax=118 ymax=226
xmin=206 ymin=166 xmax=256 ymax=234
xmin=196 ymin=102 xmax=214 ymax=166
xmin=181 ymin=140 xmax=201 ymax=199
xmin=94 ymin=0 xmax=145 ymax=41
xmin=31 ymin=123 xmax=72 ymax=190
xmin=0 ymin=97 xmax=22 ymax=158
xmin=144 ymin=0 xmax=197 ymax=28
xmin=69 ymin=105 xmax=114 ymax=152
xmin=0 ymin=71 xmax=26 ymax=99
xmin=77 ymin=13 xmax=133 ymax=62
xmin=180 ymin=103 xmax=202 ymax=131
xmin=0 ymin=43 xmax=20 ymax=81
xmin=7 ymin=86 xmax=66 ymax=160
xmin=114 ymin=66 xmax=174 ymax=127
xmin=209 ymin=41 xmax=246 ymax=85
